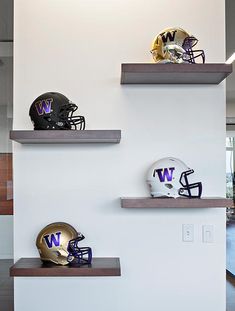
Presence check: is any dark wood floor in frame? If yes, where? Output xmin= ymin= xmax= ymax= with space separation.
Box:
xmin=0 ymin=260 xmax=234 ymax=311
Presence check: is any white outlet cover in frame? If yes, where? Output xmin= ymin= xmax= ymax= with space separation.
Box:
xmin=182 ymin=224 xmax=194 ymax=242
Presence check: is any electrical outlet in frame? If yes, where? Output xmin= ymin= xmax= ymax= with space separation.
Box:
xmin=182 ymin=224 xmax=194 ymax=242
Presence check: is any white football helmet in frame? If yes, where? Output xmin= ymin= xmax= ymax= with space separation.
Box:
xmin=146 ymin=157 xmax=202 ymax=198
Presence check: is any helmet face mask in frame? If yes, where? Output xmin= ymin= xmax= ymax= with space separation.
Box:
xmin=146 ymin=157 xmax=202 ymax=198
xmin=182 ymin=36 xmax=205 ymax=64
xmin=29 ymin=92 xmax=85 ymax=130
xmin=151 ymin=27 xmax=205 ymax=64
xmin=58 ymin=102 xmax=85 ymax=130
xmin=67 ymin=234 xmax=92 ymax=264
xmin=36 ymin=222 xmax=92 ymax=266
xmin=179 ymin=169 xmax=202 ymax=198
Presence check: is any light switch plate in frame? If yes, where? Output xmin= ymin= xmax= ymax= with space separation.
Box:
xmin=202 ymin=225 xmax=214 ymax=243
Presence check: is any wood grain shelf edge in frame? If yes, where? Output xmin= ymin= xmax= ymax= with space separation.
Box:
xmin=10 ymin=130 xmax=121 ymax=144
xmin=121 ymin=197 xmax=233 ymax=208
xmin=10 ymin=257 xmax=121 ymax=277
xmin=121 ymin=63 xmax=233 ymax=84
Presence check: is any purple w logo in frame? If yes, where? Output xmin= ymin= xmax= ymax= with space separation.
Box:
xmin=153 ymin=167 xmax=175 ymax=182
xmin=35 ymin=98 xmax=53 ymax=116
xmin=43 ymin=232 xmax=61 ymax=248
xmin=161 ymin=30 xmax=177 ymax=43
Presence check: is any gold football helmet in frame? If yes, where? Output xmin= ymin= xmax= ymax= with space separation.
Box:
xmin=36 ymin=222 xmax=92 ymax=266
xmin=150 ymin=27 xmax=205 ymax=64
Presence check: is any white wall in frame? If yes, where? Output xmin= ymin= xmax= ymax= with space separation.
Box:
xmin=13 ymin=1 xmax=226 ymax=311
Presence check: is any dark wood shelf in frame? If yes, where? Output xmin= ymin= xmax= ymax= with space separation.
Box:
xmin=10 ymin=130 xmax=121 ymax=144
xmin=121 ymin=63 xmax=232 ymax=84
xmin=121 ymin=197 xmax=233 ymax=208
xmin=10 ymin=257 xmax=121 ymax=277
xmin=0 ymin=200 xmax=13 ymax=215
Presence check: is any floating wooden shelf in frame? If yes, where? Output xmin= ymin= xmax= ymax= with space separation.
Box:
xmin=121 ymin=63 xmax=232 ymax=84
xmin=10 ymin=257 xmax=121 ymax=277
xmin=10 ymin=130 xmax=121 ymax=144
xmin=121 ymin=197 xmax=233 ymax=208
xmin=0 ymin=200 xmax=13 ymax=215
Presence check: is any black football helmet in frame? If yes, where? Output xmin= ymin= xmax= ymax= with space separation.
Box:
xmin=29 ymin=92 xmax=85 ymax=130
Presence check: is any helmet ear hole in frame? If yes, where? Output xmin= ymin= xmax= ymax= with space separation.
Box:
xmin=165 ymin=183 xmax=173 ymax=189
xmin=43 ymin=116 xmax=51 ymax=121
